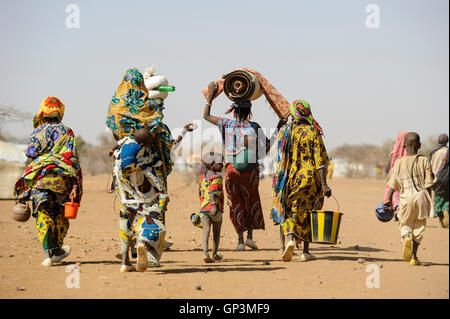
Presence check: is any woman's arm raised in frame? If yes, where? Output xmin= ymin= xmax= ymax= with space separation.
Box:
xmin=203 ymin=82 xmax=220 ymax=126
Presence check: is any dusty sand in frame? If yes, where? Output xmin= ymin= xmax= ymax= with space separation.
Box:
xmin=0 ymin=173 xmax=448 ymax=299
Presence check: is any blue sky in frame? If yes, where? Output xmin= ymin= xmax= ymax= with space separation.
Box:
xmin=0 ymin=0 xmax=448 ymax=150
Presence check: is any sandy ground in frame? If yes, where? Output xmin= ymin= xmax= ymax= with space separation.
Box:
xmin=0 ymin=173 xmax=448 ymax=299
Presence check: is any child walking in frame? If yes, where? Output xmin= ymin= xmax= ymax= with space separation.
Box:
xmin=197 ymin=152 xmax=224 ymax=263
xmin=384 ymin=132 xmax=435 ymax=265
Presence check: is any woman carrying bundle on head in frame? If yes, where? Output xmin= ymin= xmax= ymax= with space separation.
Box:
xmin=107 ymin=68 xmax=175 ymax=272
xmin=203 ymin=81 xmax=285 ymax=251
xmin=271 ymin=100 xmax=332 ymax=262
xmin=14 ymin=97 xmax=83 ymax=267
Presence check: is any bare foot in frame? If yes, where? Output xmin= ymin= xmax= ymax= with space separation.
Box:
xmin=213 ymin=254 xmax=223 ymax=261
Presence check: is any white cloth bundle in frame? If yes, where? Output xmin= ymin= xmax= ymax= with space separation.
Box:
xmin=144 ymin=64 xmax=169 ymax=100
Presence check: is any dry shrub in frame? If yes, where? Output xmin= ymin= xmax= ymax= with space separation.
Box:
xmin=330 ymin=134 xmax=443 ymax=179
xmin=76 ymin=133 xmax=116 ymax=176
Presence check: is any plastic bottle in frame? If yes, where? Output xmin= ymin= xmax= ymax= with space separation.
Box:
xmin=157 ymin=86 xmax=176 ymax=92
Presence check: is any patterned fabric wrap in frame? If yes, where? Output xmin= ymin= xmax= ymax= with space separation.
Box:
xmin=433 ymin=149 xmax=449 ymax=198
xmin=224 ymin=164 xmax=265 ymax=233
xmin=217 ymin=117 xmax=268 ymax=160
xmin=107 ymin=68 xmax=174 ymax=177
xmin=107 ymin=68 xmax=165 ymax=137
xmin=270 ymin=122 xmax=329 ymax=239
xmin=290 ymin=100 xmax=323 ymax=135
xmin=384 ymin=131 xmax=408 ymax=207
xmin=113 ymin=136 xmax=167 ymax=257
xmin=202 ymin=68 xmax=291 ymax=119
xmin=199 ymin=173 xmax=224 ymax=213
xmin=113 ymin=137 xmax=165 ymax=205
xmin=14 ymin=123 xmax=83 ymax=208
xmin=118 ymin=202 xmax=166 ymax=260
xmin=33 ymin=97 xmax=65 ymax=129
xmin=35 ymin=200 xmax=69 ymax=252
xmin=14 ymin=118 xmax=81 ymax=254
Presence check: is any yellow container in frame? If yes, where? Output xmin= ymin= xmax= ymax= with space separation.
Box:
xmin=310 ymin=196 xmax=343 ymax=244
xmin=310 ymin=211 xmax=343 ymax=244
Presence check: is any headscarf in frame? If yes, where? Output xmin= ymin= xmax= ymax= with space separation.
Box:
xmin=106 ymin=68 xmax=165 ymax=139
xmin=384 ymin=131 xmax=408 ymax=205
xmin=107 ymin=68 xmax=174 ymax=177
xmin=290 ymin=99 xmax=323 ymax=135
xmin=33 ymin=96 xmax=65 ymax=128
xmin=430 ymin=133 xmax=449 ymax=157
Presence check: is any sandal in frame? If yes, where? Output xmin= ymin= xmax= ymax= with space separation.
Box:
xmin=282 ymin=240 xmax=295 ymax=262
xmin=245 ymin=239 xmax=258 ymax=249
xmin=203 ymin=256 xmax=215 ymax=263
xmin=402 ymin=237 xmax=413 ymax=262
xmin=136 ymin=243 xmax=148 ymax=272
xmin=299 ymin=253 xmax=315 ymax=261
xmin=51 ymin=245 xmax=71 ymax=263
xmin=120 ymin=265 xmax=136 ymax=272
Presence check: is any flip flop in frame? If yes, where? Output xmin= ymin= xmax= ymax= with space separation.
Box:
xmin=299 ymin=253 xmax=315 ymax=262
xmin=164 ymin=240 xmax=173 ymax=250
xmin=41 ymin=258 xmax=53 ymax=267
xmin=402 ymin=237 xmax=413 ymax=262
xmin=443 ymin=210 xmax=449 ymax=228
xmin=51 ymin=245 xmax=71 ymax=263
xmin=203 ymin=256 xmax=215 ymax=263
xmin=136 ymin=243 xmax=148 ymax=272
xmin=148 ymin=262 xmax=162 ymax=268
xmin=213 ymin=254 xmax=223 ymax=261
xmin=120 ymin=265 xmax=136 ymax=273
xmin=409 ymin=258 xmax=421 ymax=266
xmin=245 ymin=239 xmax=258 ymax=249
xmin=282 ymin=240 xmax=295 ymax=262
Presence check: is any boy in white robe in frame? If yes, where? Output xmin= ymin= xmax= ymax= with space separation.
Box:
xmin=384 ymin=132 xmax=435 ymax=266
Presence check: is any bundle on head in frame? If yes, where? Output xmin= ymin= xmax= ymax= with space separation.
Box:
xmin=144 ymin=65 xmax=169 ymax=100
xmin=223 ymin=70 xmax=263 ymax=102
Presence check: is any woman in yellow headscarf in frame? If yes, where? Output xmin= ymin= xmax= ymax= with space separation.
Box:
xmin=271 ymin=100 xmax=332 ymax=262
xmin=14 ymin=96 xmax=83 ymax=267
xmin=107 ymin=68 xmax=177 ymax=272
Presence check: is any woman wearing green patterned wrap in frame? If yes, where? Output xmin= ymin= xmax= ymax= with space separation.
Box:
xmin=271 ymin=99 xmax=332 ymax=262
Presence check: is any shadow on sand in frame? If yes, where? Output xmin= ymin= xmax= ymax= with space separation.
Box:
xmin=153 ymin=265 xmax=286 ymax=275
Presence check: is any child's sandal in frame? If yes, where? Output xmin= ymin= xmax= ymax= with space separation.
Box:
xmin=203 ymin=256 xmax=215 ymax=263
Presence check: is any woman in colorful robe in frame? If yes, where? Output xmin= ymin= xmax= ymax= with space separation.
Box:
xmin=14 ymin=97 xmax=82 ymax=267
xmin=107 ymin=68 xmax=173 ymax=272
xmin=384 ymin=131 xmax=408 ymax=221
xmin=203 ymin=82 xmax=284 ymax=251
xmin=432 ymin=148 xmax=449 ymax=228
xmin=271 ymin=100 xmax=331 ymax=262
